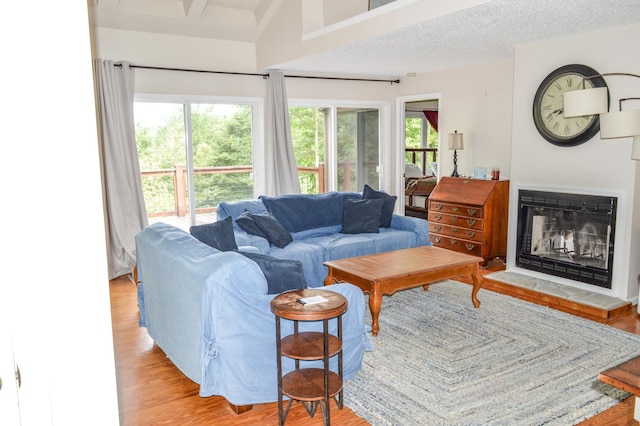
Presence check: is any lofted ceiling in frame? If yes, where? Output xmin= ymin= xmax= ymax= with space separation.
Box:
xmin=90 ymin=0 xmax=640 ymax=78
xmin=90 ymin=0 xmax=277 ymax=42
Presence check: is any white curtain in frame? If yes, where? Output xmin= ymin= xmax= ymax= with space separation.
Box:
xmin=264 ymin=71 xmax=301 ymax=195
xmin=94 ymin=59 xmax=148 ymax=279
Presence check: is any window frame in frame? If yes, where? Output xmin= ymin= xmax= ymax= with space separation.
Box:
xmin=134 ymin=93 xmax=263 ymax=225
xmin=288 ymin=99 xmax=390 ymax=193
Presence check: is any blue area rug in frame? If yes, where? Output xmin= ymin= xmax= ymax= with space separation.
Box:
xmin=343 ymin=280 xmax=640 ymax=425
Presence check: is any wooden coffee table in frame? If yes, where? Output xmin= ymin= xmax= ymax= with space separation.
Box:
xmin=323 ymin=246 xmax=483 ymax=336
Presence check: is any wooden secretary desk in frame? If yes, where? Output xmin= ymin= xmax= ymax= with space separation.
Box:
xmin=427 ymin=177 xmax=509 ymax=265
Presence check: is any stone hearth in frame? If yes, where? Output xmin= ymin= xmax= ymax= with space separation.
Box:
xmin=485 ymin=271 xmax=630 ymax=315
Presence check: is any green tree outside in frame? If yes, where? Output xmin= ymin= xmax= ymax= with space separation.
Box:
xmin=136 ymin=103 xmax=328 ymax=215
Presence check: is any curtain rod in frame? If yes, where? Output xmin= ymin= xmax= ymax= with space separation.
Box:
xmin=114 ymin=63 xmax=400 ymax=84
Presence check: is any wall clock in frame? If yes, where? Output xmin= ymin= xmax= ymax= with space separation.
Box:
xmin=532 ymin=64 xmax=609 ymax=146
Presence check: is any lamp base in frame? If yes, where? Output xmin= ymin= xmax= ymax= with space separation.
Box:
xmin=450 ymin=149 xmax=460 ymax=177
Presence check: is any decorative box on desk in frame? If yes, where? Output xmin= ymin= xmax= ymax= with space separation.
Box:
xmin=428 ymin=177 xmax=509 ymax=265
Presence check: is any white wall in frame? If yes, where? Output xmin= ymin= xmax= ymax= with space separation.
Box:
xmin=510 ymin=23 xmax=640 ymax=301
xmin=1 ymin=1 xmax=119 ymax=424
xmin=397 ymin=60 xmax=514 ymax=181
xmin=94 ymin=28 xmax=258 ymax=73
xmin=323 ymin=0 xmax=368 ymax=26
xmin=94 ymin=26 xmax=398 ymax=98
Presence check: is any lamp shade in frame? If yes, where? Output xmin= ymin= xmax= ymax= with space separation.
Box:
xmin=563 ymin=87 xmax=608 ymax=118
xmin=632 ymin=135 xmax=640 ymax=160
xmin=448 ymin=132 xmax=464 ymax=150
xmin=600 ymin=109 xmax=640 ymax=139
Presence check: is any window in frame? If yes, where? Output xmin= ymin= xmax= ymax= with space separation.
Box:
xmin=405 ymin=110 xmax=438 ymax=174
xmin=289 ymin=102 xmax=385 ymax=194
xmin=134 ymin=97 xmax=258 ymax=228
xmin=134 ymin=97 xmax=386 ymax=229
xmin=289 ymin=107 xmax=326 ymax=194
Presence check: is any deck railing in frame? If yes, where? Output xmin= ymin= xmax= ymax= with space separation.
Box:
xmin=142 ymin=163 xmax=325 ymax=217
xmin=405 ymin=148 xmax=438 ymax=176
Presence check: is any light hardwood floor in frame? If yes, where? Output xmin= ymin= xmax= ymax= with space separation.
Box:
xmin=110 ymin=272 xmax=640 ymax=425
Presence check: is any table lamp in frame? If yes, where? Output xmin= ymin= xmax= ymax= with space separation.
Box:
xmin=448 ymin=130 xmax=464 ymax=177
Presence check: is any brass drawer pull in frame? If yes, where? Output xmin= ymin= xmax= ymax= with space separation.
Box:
xmin=465 ymin=243 xmax=475 ymax=251
xmin=433 ymin=203 xmax=442 ymax=210
xmin=466 ymin=219 xmax=476 ymax=226
xmin=467 ymin=208 xmax=477 ymax=216
xmin=451 ymin=227 xmax=458 ymax=234
xmin=451 ymin=216 xmax=458 ymax=223
xmin=434 ymin=214 xmax=442 ymax=221
xmin=466 ymin=231 xmax=475 ymax=238
xmin=434 ymin=225 xmax=442 ymax=232
xmin=449 ymin=239 xmax=457 ymax=245
xmin=434 ymin=236 xmax=441 ymax=243
xmin=452 ymin=206 xmax=459 ymax=212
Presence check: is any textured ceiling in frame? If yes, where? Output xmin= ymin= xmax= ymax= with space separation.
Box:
xmin=91 ymin=0 xmax=640 ymax=78
xmin=276 ymin=0 xmax=640 ymax=77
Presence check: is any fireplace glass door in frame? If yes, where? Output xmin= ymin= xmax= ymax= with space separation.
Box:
xmin=516 ymin=190 xmax=616 ymax=289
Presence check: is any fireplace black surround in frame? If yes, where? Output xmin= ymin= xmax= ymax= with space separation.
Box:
xmin=516 ymin=189 xmax=617 ymax=289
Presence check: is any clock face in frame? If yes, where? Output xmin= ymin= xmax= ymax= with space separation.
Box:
xmin=532 ymin=64 xmax=609 ymax=146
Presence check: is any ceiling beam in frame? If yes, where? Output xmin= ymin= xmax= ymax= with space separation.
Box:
xmin=183 ymin=0 xmax=208 ymax=20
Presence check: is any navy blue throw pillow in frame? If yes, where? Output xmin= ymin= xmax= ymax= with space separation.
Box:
xmin=235 ymin=210 xmax=292 ymax=248
xmin=251 ymin=213 xmax=293 ymax=248
xmin=341 ymin=198 xmax=384 ymax=234
xmin=190 ymin=216 xmax=238 ymax=251
xmin=236 ymin=210 xmax=268 ymax=239
xmin=237 ymin=251 xmax=307 ymax=294
xmin=362 ymin=184 xmax=397 ymax=228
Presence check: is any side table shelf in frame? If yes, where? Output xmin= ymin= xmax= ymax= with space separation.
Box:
xmin=271 ymin=289 xmax=347 ymax=426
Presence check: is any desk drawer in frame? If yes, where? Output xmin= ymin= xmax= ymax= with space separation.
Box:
xmin=430 ymin=234 xmax=482 ymax=257
xmin=429 ymin=201 xmax=483 ymax=218
xmin=428 ymin=212 xmax=484 ymax=231
xmin=429 ymin=223 xmax=483 ymax=242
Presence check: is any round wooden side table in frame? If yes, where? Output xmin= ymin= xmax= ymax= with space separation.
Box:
xmin=270 ymin=288 xmax=347 ymax=426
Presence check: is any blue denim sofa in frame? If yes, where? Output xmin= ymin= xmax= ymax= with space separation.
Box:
xmin=135 ymin=191 xmax=429 ymax=410
xmin=217 ymin=191 xmax=431 ymax=287
xmin=135 ymin=222 xmax=371 ymax=409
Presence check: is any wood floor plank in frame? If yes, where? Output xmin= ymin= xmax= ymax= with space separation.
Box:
xmin=110 ymin=276 xmax=367 ymax=425
xmin=110 ymin=268 xmax=640 ymax=425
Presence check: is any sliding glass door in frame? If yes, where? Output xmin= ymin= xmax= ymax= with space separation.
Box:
xmin=289 ymin=103 xmax=384 ymax=194
xmin=134 ymin=102 xmax=188 ymax=221
xmin=134 ymin=98 xmax=257 ymax=229
xmin=189 ymin=103 xmax=254 ymax=219
xmin=337 ymin=108 xmax=380 ymax=191
xmin=133 ymin=97 xmax=386 ymax=229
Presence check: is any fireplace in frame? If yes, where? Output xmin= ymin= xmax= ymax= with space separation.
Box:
xmin=515 ymin=189 xmax=617 ymax=289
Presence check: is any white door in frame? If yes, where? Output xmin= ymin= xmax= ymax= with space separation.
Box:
xmin=0 ymin=305 xmax=21 ymax=425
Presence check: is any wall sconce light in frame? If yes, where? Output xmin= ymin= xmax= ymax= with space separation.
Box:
xmin=448 ymin=130 xmax=464 ymax=177
xmin=563 ymin=86 xmax=609 ymax=117
xmin=632 ymin=135 xmax=640 ymax=160
xmin=600 ymin=98 xmax=640 ymax=138
xmin=563 ymin=73 xmax=640 ymax=157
